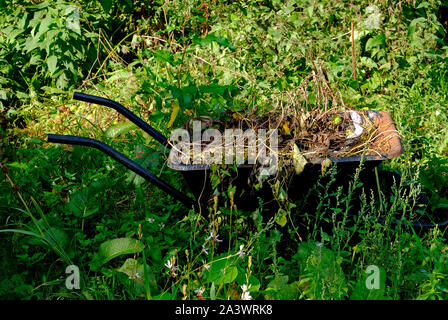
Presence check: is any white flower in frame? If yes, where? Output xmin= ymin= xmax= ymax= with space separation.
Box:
xmin=146 ymin=217 xmax=155 ymax=223
xmin=165 ymin=260 xmax=173 ymax=269
xmin=237 ymin=244 xmax=245 ymax=257
xmin=205 ymin=231 xmax=213 ymax=241
xmin=164 ymin=259 xmax=177 ymax=271
xmin=194 ymin=287 xmax=204 ymax=296
xmin=165 ymin=257 xmax=178 ymax=277
xmin=205 ymin=231 xmax=223 ymax=243
xmin=202 ymin=245 xmax=209 ymax=255
xmin=436 ymin=110 xmax=441 ymax=116
xmin=242 ymin=291 xmax=252 ymax=300
xmin=203 ymin=264 xmax=210 ymax=270
xmin=241 ymin=284 xmax=252 ymax=300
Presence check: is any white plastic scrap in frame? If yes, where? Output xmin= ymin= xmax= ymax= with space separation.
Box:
xmin=347 ymin=110 xmax=364 ymax=139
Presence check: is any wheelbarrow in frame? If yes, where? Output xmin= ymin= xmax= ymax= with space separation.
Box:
xmin=47 ymin=93 xmax=404 ymax=211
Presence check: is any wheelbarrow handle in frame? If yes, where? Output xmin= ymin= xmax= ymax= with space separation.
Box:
xmin=73 ymin=92 xmax=169 ymax=147
xmin=47 ymin=134 xmax=197 ymax=210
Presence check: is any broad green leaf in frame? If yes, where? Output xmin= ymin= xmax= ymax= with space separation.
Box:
xmin=24 ymin=36 xmax=39 ymax=53
xmin=235 ymin=273 xmax=261 ymax=292
xmin=29 ymin=54 xmax=40 ymax=65
xmin=56 ymin=73 xmax=68 ymax=89
xmin=268 ymin=27 xmax=282 ymax=42
xmin=365 ymin=34 xmax=386 ymax=51
xmin=67 ymin=179 xmax=110 ymax=217
xmin=305 ymin=6 xmax=314 ymax=19
xmin=68 ymin=188 xmax=98 ymax=218
xmin=47 ymin=55 xmax=57 ymax=75
xmin=91 ymin=238 xmax=144 ymax=270
xmin=153 ymin=50 xmax=175 ymax=65
xmin=409 ymin=17 xmax=427 ymax=28
xmin=203 ymin=257 xmax=239 ymax=284
xmin=118 ymin=258 xmax=148 ymax=280
xmin=117 ymin=258 xmax=156 ymax=297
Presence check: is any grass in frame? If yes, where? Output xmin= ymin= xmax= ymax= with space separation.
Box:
xmin=1 ymin=0 xmax=448 ymax=300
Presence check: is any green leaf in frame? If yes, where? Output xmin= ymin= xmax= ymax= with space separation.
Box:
xmin=153 ymin=50 xmax=175 ymax=65
xmin=276 ymin=209 xmax=287 ymax=227
xmin=365 ymin=34 xmax=386 ymax=51
xmin=118 ymin=258 xmax=145 ymax=278
xmin=68 ymin=179 xmax=110 ymax=217
xmin=292 ymin=144 xmax=307 ymax=175
xmin=126 ymin=145 xmax=160 ymax=186
xmin=266 ymin=275 xmax=289 ymax=291
xmin=265 ymin=276 xmax=299 ymax=300
xmin=105 ymin=121 xmax=137 ymax=138
xmin=235 ymin=274 xmax=260 ymax=292
xmin=29 ymin=54 xmax=41 ymax=65
xmin=321 ymin=158 xmax=332 ymax=176
xmin=305 ymin=6 xmax=314 ymax=19
xmin=6 ymin=162 xmax=28 ymax=170
xmin=210 ymin=282 xmax=216 ymax=300
xmin=47 ymin=55 xmax=57 ymax=75
xmin=68 ymin=188 xmax=98 ymax=218
xmin=0 ymin=229 xmax=45 ymax=241
xmin=203 ymin=256 xmax=239 ymax=284
xmin=100 ymin=0 xmax=113 ymax=12
xmin=268 ymin=27 xmax=282 ymax=42
xmin=91 ymin=238 xmax=144 ymax=271
xmin=193 ymin=34 xmax=236 ymax=51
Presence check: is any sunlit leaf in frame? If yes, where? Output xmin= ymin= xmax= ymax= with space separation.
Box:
xmin=91 ymin=238 xmax=144 ymax=271
xmin=292 ymin=144 xmax=307 ymax=175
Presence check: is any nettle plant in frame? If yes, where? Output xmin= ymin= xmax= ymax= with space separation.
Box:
xmin=0 ymin=1 xmax=97 ymax=110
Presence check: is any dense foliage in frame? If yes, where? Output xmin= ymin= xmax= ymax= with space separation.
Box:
xmin=1 ymin=0 xmax=448 ymax=300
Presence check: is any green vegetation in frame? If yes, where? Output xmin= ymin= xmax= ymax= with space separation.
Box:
xmin=1 ymin=0 xmax=448 ymax=300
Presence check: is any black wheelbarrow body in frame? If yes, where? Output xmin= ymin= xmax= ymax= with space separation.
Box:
xmin=47 ymin=93 xmax=404 ymax=212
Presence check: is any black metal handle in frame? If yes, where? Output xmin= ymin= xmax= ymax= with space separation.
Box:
xmin=73 ymin=92 xmax=169 ymax=147
xmin=47 ymin=134 xmax=197 ymax=210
